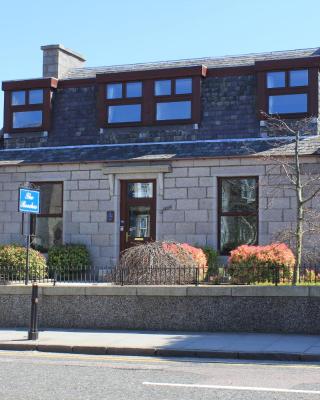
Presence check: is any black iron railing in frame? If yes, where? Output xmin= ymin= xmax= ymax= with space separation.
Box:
xmin=0 ymin=264 xmax=319 ymax=286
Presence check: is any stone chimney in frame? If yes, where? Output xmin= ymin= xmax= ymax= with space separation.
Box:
xmin=41 ymin=44 xmax=86 ymax=79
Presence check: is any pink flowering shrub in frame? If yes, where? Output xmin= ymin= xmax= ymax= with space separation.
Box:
xmin=163 ymin=242 xmax=207 ymax=269
xmin=116 ymin=241 xmax=207 ymax=285
xmin=227 ymin=243 xmax=295 ymax=284
xmin=163 ymin=242 xmax=208 ymax=280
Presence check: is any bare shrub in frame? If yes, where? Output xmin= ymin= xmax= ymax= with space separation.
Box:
xmin=112 ymin=241 xmax=199 ymax=285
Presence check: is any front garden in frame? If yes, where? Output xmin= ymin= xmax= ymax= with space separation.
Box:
xmin=0 ymin=241 xmax=319 ymax=286
xmin=112 ymin=240 xmax=320 ymax=286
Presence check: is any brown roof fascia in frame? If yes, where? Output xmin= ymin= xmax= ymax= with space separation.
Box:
xmin=255 ymin=56 xmax=320 ymax=71
xmin=2 ymin=77 xmax=58 ymax=91
xmin=58 ymin=78 xmax=96 ymax=88
xmin=207 ymin=65 xmax=254 ymax=77
xmin=96 ymin=65 xmax=207 ymax=83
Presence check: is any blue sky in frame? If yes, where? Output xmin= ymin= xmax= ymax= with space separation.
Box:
xmin=1 ymin=0 xmax=320 ymax=123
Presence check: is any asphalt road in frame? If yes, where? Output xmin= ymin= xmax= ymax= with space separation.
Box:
xmin=0 ymin=351 xmax=320 ymax=399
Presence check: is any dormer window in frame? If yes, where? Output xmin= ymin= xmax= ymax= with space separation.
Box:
xmin=29 ymin=89 xmax=44 ymax=104
xmin=266 ymin=69 xmax=309 ymax=115
xmin=257 ymin=67 xmax=318 ymax=119
xmin=11 ymin=91 xmax=26 ymax=105
xmin=154 ymin=78 xmax=192 ymax=121
xmin=97 ymin=65 xmax=207 ymax=128
xmin=267 ymin=70 xmax=309 ymax=88
xmin=11 ymin=89 xmax=44 ymax=129
xmin=105 ymin=81 xmax=143 ymax=124
xmin=2 ymin=78 xmax=57 ymax=133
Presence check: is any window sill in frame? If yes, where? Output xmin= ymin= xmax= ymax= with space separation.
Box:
xmin=7 ymin=127 xmax=48 ymax=133
xmin=261 ymin=112 xmax=311 ymax=120
xmin=105 ymin=121 xmax=143 ymax=128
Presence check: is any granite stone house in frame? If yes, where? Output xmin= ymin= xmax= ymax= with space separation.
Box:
xmin=1 ymin=44 xmax=320 ymax=267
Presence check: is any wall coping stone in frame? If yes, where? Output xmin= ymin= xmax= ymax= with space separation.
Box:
xmin=230 ymin=286 xmax=310 ymax=297
xmin=0 ymin=286 xmax=32 ymax=295
xmin=136 ymin=286 xmax=187 ymax=297
xmin=186 ymin=286 xmax=232 ymax=296
xmin=0 ymin=285 xmax=318 ymax=297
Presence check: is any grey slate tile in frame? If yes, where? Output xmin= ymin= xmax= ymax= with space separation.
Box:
xmin=0 ymin=137 xmax=319 ymax=165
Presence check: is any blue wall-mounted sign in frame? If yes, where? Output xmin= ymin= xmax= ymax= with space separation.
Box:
xmin=18 ymin=188 xmax=40 ymax=214
xmin=107 ymin=210 xmax=115 ymax=222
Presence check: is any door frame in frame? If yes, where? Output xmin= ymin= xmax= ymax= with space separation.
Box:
xmin=120 ymin=179 xmax=157 ymax=252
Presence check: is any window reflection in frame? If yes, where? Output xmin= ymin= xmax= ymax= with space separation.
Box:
xmin=128 ymin=182 xmax=153 ymax=198
xmin=126 ymin=82 xmax=142 ymax=98
xmin=221 ymin=178 xmax=257 ymax=213
xmin=32 ymin=217 xmax=63 ymax=252
xmin=11 ymin=91 xmax=25 ymax=106
xmin=12 ymin=111 xmax=42 ymax=128
xmin=106 ymin=83 xmax=122 ymax=99
xmin=38 ymin=183 xmax=62 ymax=214
xmin=155 ymin=80 xmax=171 ymax=96
xmin=31 ymin=182 xmax=63 ymax=253
xmin=175 ymin=78 xmax=192 ymax=94
xmin=289 ymin=70 xmax=308 ymax=87
xmin=221 ymin=216 xmax=257 ymax=254
xmin=129 ymin=206 xmax=151 ymax=238
xmin=108 ymin=104 xmax=141 ymax=123
xmin=29 ymin=89 xmax=43 ymax=104
xmin=219 ymin=177 xmax=258 ymax=254
xmin=269 ymin=94 xmax=307 ymax=114
xmin=267 ymin=72 xmax=285 ymax=88
xmin=156 ymin=101 xmax=191 ymax=120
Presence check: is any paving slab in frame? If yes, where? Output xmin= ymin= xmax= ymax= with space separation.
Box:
xmin=264 ymin=334 xmax=320 ymax=353
xmin=0 ymin=328 xmax=319 ymax=362
xmin=302 ymin=345 xmax=320 ymax=355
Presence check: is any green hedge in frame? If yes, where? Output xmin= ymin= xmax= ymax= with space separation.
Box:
xmin=200 ymin=246 xmax=219 ymax=275
xmin=47 ymin=244 xmax=91 ymax=277
xmin=0 ymin=244 xmax=47 ymax=280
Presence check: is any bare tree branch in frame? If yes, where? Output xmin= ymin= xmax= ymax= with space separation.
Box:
xmin=252 ymin=113 xmax=320 ymax=284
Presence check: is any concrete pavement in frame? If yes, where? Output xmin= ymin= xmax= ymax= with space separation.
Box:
xmin=0 ymin=329 xmax=320 ymax=362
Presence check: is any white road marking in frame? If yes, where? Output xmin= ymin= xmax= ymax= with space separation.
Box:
xmin=143 ymin=382 xmax=320 ymax=395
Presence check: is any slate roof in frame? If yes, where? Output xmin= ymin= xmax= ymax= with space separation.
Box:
xmin=0 ymin=137 xmax=319 ymax=166
xmin=64 ymin=47 xmax=320 ymax=79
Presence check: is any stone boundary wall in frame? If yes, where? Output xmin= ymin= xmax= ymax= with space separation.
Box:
xmin=0 ymin=285 xmax=319 ymax=334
